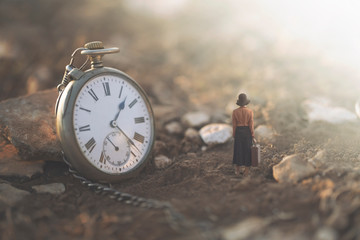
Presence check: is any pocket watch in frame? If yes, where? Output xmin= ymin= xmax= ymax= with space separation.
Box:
xmin=55 ymin=41 xmax=155 ymax=183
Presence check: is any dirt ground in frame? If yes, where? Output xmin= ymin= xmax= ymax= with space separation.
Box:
xmin=1 ymin=119 xmax=360 ymax=239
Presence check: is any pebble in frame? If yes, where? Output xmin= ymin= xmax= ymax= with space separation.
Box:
xmin=181 ymin=111 xmax=210 ymax=128
xmin=0 ymin=183 xmax=30 ymax=206
xmin=154 ymin=155 xmax=173 ymax=169
xmin=184 ymin=128 xmax=200 ymax=139
xmin=199 ymin=123 xmax=232 ymax=145
xmin=308 ymin=150 xmax=327 ymax=168
xmin=273 ymin=154 xmax=316 ymax=183
xmin=221 ymin=217 xmax=271 ymax=240
xmin=32 ymin=183 xmax=66 ymax=195
xmin=254 ymin=125 xmax=275 ymax=141
xmin=165 ymin=121 xmax=183 ymax=134
xmin=314 ymin=226 xmax=338 ymax=240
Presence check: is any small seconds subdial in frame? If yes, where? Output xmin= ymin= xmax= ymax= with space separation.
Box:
xmin=103 ymin=132 xmax=130 ymax=166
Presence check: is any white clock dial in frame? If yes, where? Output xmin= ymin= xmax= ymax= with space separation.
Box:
xmin=72 ymin=73 xmax=153 ymax=175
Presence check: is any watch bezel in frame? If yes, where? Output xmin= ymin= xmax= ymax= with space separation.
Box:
xmin=56 ymin=67 xmax=155 ymax=183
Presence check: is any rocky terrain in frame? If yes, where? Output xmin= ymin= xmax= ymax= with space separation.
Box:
xmin=1 ymin=1 xmax=360 ymax=240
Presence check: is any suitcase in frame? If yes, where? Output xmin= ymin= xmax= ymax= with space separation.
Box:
xmin=251 ymin=144 xmax=261 ymax=167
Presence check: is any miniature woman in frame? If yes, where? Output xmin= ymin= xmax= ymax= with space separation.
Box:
xmin=232 ymin=93 xmax=256 ymax=176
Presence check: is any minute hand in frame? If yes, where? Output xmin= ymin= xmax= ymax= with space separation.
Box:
xmin=115 ymin=125 xmax=142 ymax=153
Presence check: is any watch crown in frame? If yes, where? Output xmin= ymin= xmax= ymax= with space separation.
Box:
xmin=84 ymin=41 xmax=104 ymax=50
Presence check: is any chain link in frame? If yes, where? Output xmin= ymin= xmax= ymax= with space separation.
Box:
xmin=61 ymin=152 xmax=219 ymax=238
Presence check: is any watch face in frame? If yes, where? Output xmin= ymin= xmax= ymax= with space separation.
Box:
xmin=72 ymin=73 xmax=154 ymax=175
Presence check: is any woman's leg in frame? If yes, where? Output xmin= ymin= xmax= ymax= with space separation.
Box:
xmin=244 ymin=166 xmax=250 ymax=176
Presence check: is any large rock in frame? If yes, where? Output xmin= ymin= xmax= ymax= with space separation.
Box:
xmin=181 ymin=111 xmax=210 ymax=128
xmin=0 ymin=183 xmax=30 ymax=207
xmin=0 ymin=136 xmax=44 ymax=178
xmin=273 ymin=154 xmax=316 ymax=183
xmin=0 ymin=88 xmax=61 ymax=161
xmin=199 ymin=123 xmax=232 ymax=145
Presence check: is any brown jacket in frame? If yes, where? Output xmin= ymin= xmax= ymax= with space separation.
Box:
xmin=232 ymin=107 xmax=254 ymax=137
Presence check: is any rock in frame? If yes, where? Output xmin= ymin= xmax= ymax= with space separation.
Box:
xmin=182 ymin=128 xmax=202 ymax=153
xmin=221 ymin=217 xmax=271 ymax=240
xmin=308 ymin=150 xmax=327 ymax=168
xmin=0 ymin=137 xmax=45 ymax=178
xmin=273 ymin=154 xmax=316 ymax=183
xmin=32 ymin=183 xmax=66 ymax=195
xmin=184 ymin=128 xmax=200 ymax=139
xmin=181 ymin=111 xmax=210 ymax=128
xmin=199 ymin=123 xmax=232 ymax=145
xmin=254 ymin=125 xmax=275 ymax=141
xmin=26 ymin=66 xmax=53 ymax=94
xmin=154 ymin=155 xmax=173 ymax=169
xmin=302 ymin=97 xmax=357 ymax=124
xmin=152 ymin=105 xmax=182 ymax=126
xmin=314 ymin=227 xmax=338 ymax=240
xmin=0 ymin=88 xmax=61 ymax=161
xmin=165 ymin=121 xmax=183 ymax=134
xmin=356 ymin=97 xmax=360 ymax=118
xmin=0 ymin=183 xmax=30 ymax=207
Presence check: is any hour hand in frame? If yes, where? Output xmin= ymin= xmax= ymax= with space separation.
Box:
xmin=113 ymin=97 xmax=127 ymax=121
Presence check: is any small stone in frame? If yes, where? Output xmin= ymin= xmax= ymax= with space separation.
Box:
xmin=199 ymin=123 xmax=232 ymax=145
xmin=0 ymin=183 xmax=30 ymax=206
xmin=184 ymin=128 xmax=200 ymax=139
xmin=308 ymin=150 xmax=327 ymax=168
xmin=26 ymin=66 xmax=52 ymax=94
xmin=165 ymin=121 xmax=183 ymax=134
xmin=273 ymin=154 xmax=316 ymax=183
xmin=181 ymin=111 xmax=210 ymax=128
xmin=221 ymin=217 xmax=271 ymax=240
xmin=254 ymin=125 xmax=275 ymax=141
xmin=314 ymin=227 xmax=338 ymax=240
xmin=154 ymin=155 xmax=173 ymax=169
xmin=302 ymin=97 xmax=357 ymax=124
xmin=32 ymin=183 xmax=66 ymax=195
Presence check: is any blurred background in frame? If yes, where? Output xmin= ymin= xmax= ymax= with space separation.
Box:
xmin=1 ymin=0 xmax=360 ymax=114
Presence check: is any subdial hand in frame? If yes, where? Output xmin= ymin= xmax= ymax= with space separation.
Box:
xmin=106 ymin=137 xmax=119 ymax=151
xmin=111 ymin=123 xmax=142 ymax=154
xmin=113 ymin=97 xmax=127 ymax=121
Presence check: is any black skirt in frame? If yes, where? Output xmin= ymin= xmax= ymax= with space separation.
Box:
xmin=233 ymin=126 xmax=252 ymax=166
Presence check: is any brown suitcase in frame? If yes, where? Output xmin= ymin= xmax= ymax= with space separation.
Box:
xmin=251 ymin=144 xmax=261 ymax=167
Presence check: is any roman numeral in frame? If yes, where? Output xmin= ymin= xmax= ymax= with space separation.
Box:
xmin=133 ymin=132 xmax=144 ymax=143
xmin=79 ymin=124 xmax=90 ymax=132
xmin=79 ymin=107 xmax=91 ymax=113
xmin=102 ymin=82 xmax=111 ymax=96
xmin=88 ymin=89 xmax=99 ymax=101
xmin=85 ymin=137 xmax=96 ymax=153
xmin=128 ymin=99 xmax=137 ymax=108
xmin=118 ymin=86 xmax=123 ymax=98
xmin=134 ymin=117 xmax=145 ymax=124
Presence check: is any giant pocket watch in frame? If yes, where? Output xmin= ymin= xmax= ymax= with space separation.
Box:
xmin=55 ymin=41 xmax=155 ymax=183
